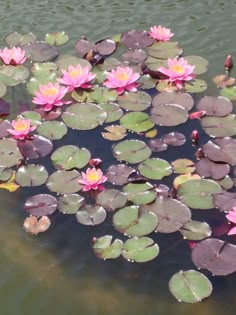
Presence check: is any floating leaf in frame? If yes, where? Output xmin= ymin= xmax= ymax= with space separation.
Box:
xmin=196 ymin=96 xmax=233 ymax=117
xmin=138 ymin=158 xmax=172 ymax=180
xmin=151 ymin=104 xmax=188 ymax=127
xmin=102 ymin=125 xmax=127 ymax=141
xmin=122 ymin=182 xmax=156 ymax=205
xmin=0 ymin=120 xmax=11 ymax=138
xmin=148 ymin=138 xmax=168 ymax=152
xmin=191 ymin=238 xmax=236 ymax=275
xmin=46 ymin=170 xmax=82 ymax=194
xmin=152 ymin=91 xmax=194 ymax=111
xmin=0 ymin=173 xmax=19 ymax=192
xmin=180 ymin=221 xmax=212 ymax=240
xmin=24 ymin=194 xmax=57 ymax=216
xmin=147 ymin=42 xmax=183 ymax=59
xmin=58 ymin=194 xmax=85 ymax=214
xmin=17 ymin=135 xmax=53 ymax=159
xmin=172 ymin=159 xmax=195 ymax=174
xmin=145 ymin=128 xmax=158 ymax=138
xmin=0 ymin=167 xmax=12 ymax=182
xmin=31 ymin=62 xmax=58 ymax=75
xmin=62 ymin=103 xmax=107 ymax=130
xmin=76 ymin=204 xmax=107 ymax=225
xmin=99 ymin=103 xmax=123 ymax=123
xmin=174 ymin=173 xmax=201 ymax=189
xmin=113 ymin=140 xmax=151 ymax=164
xmin=213 ymin=74 xmax=235 ymax=88
xmin=91 ymin=87 xmax=118 ymax=103
xmin=122 ymin=49 xmax=147 ymax=63
xmin=220 ymin=86 xmax=236 ymax=101
xmin=16 ymin=164 xmax=48 ymax=187
xmin=121 ymin=30 xmax=154 ymax=49
xmin=117 ymin=91 xmax=151 ymax=111
xmin=96 ymin=189 xmax=128 ymax=211
xmin=51 ymin=145 xmax=91 ymax=170
xmin=93 ymin=235 xmax=123 ymax=259
xmin=5 ymin=32 xmax=37 ymax=46
xmin=113 ymin=205 xmax=158 ymax=237
xmin=23 ymin=216 xmax=51 ymax=235
xmin=0 ymin=99 xmax=10 ymax=118
xmin=144 ymin=56 xmax=167 ymax=72
xmin=184 ymin=55 xmax=209 ymax=75
xmin=122 ymin=237 xmax=159 ymax=263
xmin=37 ymin=121 xmax=67 ymax=140
xmin=24 ymin=41 xmax=58 ymax=62
xmin=0 ymin=82 xmax=7 ymax=98
xmin=45 ymin=32 xmax=69 ymax=46
xmin=213 ymin=191 xmax=236 ymax=212
xmin=169 ymin=270 xmax=212 ymax=303
xmin=184 ymin=79 xmax=207 ymax=93
xmin=201 ymin=115 xmax=236 ymax=137
xmin=19 ymin=111 xmax=42 ymax=126
xmin=0 ymin=138 xmax=23 ymax=167
xmin=215 ymin=175 xmax=234 ymax=190
xmin=56 ymin=56 xmax=90 ymax=73
xmin=162 ymin=132 xmax=186 ymax=146
xmin=202 ymin=139 xmax=236 ymax=165
xmin=0 ymin=65 xmax=30 ymax=86
xmin=120 ymin=112 xmax=154 ymax=133
xmin=106 ymin=164 xmax=136 ymax=185
xmin=196 ymin=158 xmax=230 ymax=180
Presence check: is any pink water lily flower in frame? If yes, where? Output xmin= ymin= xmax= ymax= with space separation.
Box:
xmin=103 ymin=66 xmax=140 ymax=94
xmin=0 ymin=47 xmax=26 ymax=65
xmin=57 ymin=64 xmax=96 ymax=92
xmin=32 ymin=82 xmax=70 ymax=112
xmin=7 ymin=118 xmax=36 ymax=140
xmin=158 ymin=57 xmax=195 ymax=89
xmin=226 ymin=207 xmax=236 ymax=235
xmin=149 ymin=25 xmax=174 ymax=42
xmin=78 ymin=168 xmax=107 ymax=192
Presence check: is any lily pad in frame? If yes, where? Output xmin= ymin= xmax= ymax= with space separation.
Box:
xmin=0 ymin=99 xmax=10 ymax=118
xmin=93 ymin=235 xmax=123 ymax=260
xmin=201 ymin=115 xmax=236 ymax=137
xmin=117 ymin=91 xmax=151 ymax=111
xmin=51 ymin=145 xmax=91 ymax=170
xmin=23 ymin=41 xmax=58 ymax=62
xmin=17 ymin=135 xmax=53 ymax=159
xmin=178 ymin=179 xmax=222 ymax=209
xmin=0 ymin=65 xmax=30 ymax=86
xmin=26 ymin=72 xmax=57 ymax=95
xmin=191 ymin=238 xmax=236 ymax=275
xmin=96 ymin=189 xmax=128 ymax=211
xmin=46 ymin=170 xmax=82 ymax=194
xmin=220 ymin=86 xmax=236 ymax=101
xmin=202 ymin=139 xmax=236 ymax=165
xmin=99 ymin=103 xmax=123 ymax=123
xmin=213 ymin=191 xmax=236 ymax=212
xmin=147 ymin=42 xmax=183 ymax=59
xmin=106 ymin=164 xmax=136 ymax=185
xmin=113 ymin=140 xmax=151 ymax=164
xmin=23 ymin=216 xmax=51 ymax=235
xmin=137 ymin=74 xmax=157 ymax=89
xmin=120 ymin=112 xmax=154 ymax=133
xmin=56 ymin=56 xmax=91 ymax=73
xmin=122 ymin=182 xmax=156 ymax=205
xmin=16 ymin=164 xmax=48 ymax=187
xmin=91 ymin=87 xmax=118 ymax=103
xmin=196 ymin=158 xmax=230 ymax=180
xmin=45 ymin=32 xmax=69 ymax=46
xmin=31 ymin=62 xmax=58 ymax=75
xmin=180 ymin=221 xmax=212 ymax=240
xmin=152 ymin=91 xmax=194 ymax=111
xmin=0 ymin=120 xmax=12 ymax=138
xmin=0 ymin=82 xmax=7 ymax=98
xmin=151 ymin=104 xmax=188 ymax=127
xmin=148 ymin=138 xmax=168 ymax=152
xmin=172 ymin=159 xmax=195 ymax=174
xmin=138 ymin=158 xmax=172 ymax=180
xmin=76 ymin=204 xmax=107 ymax=225
xmin=0 ymin=167 xmax=12 ymax=182
xmin=113 ymin=205 xmax=158 ymax=237
xmin=5 ymin=32 xmax=37 ymax=46
xmin=37 ymin=121 xmax=67 ymax=140
xmin=0 ymin=138 xmax=23 ymax=167
xmin=184 ymin=79 xmax=207 ymax=93
xmin=213 ymin=74 xmax=235 ymax=88
xmin=184 ymin=55 xmax=209 ymax=75
xmin=122 ymin=49 xmax=147 ymax=63
xmin=162 ymin=132 xmax=186 ymax=146
xmin=62 ymin=103 xmax=107 ymax=130
xmin=174 ymin=174 xmax=201 ymax=189
xmin=58 ymin=194 xmax=85 ymax=214
xmin=196 ymin=96 xmax=233 ymax=117
xmin=121 ymin=30 xmax=154 ymax=49
xmin=19 ymin=111 xmax=42 ymax=126
xmin=102 ymin=125 xmax=127 ymax=141
xmin=24 ymin=194 xmax=57 ymax=216
xmin=122 ymin=237 xmax=159 ymax=263
xmin=169 ymin=270 xmax=212 ymax=303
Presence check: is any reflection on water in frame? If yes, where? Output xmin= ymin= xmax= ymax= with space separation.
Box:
xmin=1 ymin=0 xmax=236 ymax=314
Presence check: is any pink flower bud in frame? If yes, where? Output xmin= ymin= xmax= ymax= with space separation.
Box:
xmin=189 ymin=111 xmax=206 ymax=120
xmin=191 ymin=130 xmax=199 ymax=144
xmin=224 ymin=54 xmax=233 ymax=70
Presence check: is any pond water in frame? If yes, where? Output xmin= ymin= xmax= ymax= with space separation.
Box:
xmin=1 ymin=0 xmax=236 ymax=314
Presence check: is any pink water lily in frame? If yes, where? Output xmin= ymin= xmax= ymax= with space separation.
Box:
xmin=78 ymin=168 xmax=107 ymax=192
xmin=158 ymin=57 xmax=195 ymax=89
xmin=226 ymin=207 xmax=236 ymax=235
xmin=32 ymin=82 xmax=70 ymax=112
xmin=57 ymin=64 xmax=96 ymax=92
xmin=103 ymin=66 xmax=140 ymax=94
xmin=149 ymin=25 xmax=174 ymax=42
xmin=7 ymin=118 xmax=36 ymax=140
xmin=0 ymin=47 xmax=26 ymax=65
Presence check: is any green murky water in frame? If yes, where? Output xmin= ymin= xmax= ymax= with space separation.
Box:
xmin=1 ymin=0 xmax=236 ymax=314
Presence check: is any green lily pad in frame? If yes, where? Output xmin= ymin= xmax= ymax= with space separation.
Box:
xmin=120 ymin=112 xmax=154 ymax=133
xmin=0 ymin=82 xmax=7 ymax=97
xmin=76 ymin=204 xmax=107 ymax=225
xmin=147 ymin=42 xmax=183 ymax=59
xmin=0 ymin=167 xmax=13 ymax=182
xmin=172 ymin=159 xmax=195 ymax=174
xmin=62 ymin=103 xmax=107 ymax=130
xmin=113 ymin=205 xmax=158 ymax=237
xmin=58 ymin=194 xmax=85 ymax=214
xmin=5 ymin=32 xmax=37 ymax=46
xmin=26 ymin=72 xmax=57 ymax=95
xmin=56 ymin=56 xmax=91 ymax=73
xmin=215 ymin=176 xmax=234 ymax=190
xmin=31 ymin=62 xmax=58 ymax=75
xmin=0 ymin=65 xmax=30 ymax=86
xmin=117 ymin=91 xmax=151 ymax=111
xmin=184 ymin=56 xmax=209 ymax=75
xmin=137 ymin=74 xmax=157 ymax=89
xmin=151 ymin=104 xmax=188 ymax=127
xmin=180 ymin=221 xmax=212 ymax=240
xmin=96 ymin=189 xmax=128 ymax=211
xmin=91 ymin=87 xmax=118 ymax=103
xmin=15 ymin=164 xmax=48 ymax=187
xmin=122 ymin=182 xmax=156 ymax=205
xmin=93 ymin=235 xmax=123 ymax=260
xmin=138 ymin=158 xmax=172 ymax=180
xmin=220 ymin=86 xmax=236 ymax=101
xmin=184 ymin=79 xmax=207 ymax=93
xmin=51 ymin=145 xmax=91 ymax=170
xmin=99 ymin=103 xmax=123 ymax=123
xmin=19 ymin=111 xmax=42 ymax=126
xmin=71 ymin=89 xmax=93 ymax=103
xmin=37 ymin=121 xmax=68 ymax=140
xmin=45 ymin=32 xmax=69 ymax=46
xmin=144 ymin=56 xmax=167 ymax=71
xmin=122 ymin=237 xmax=159 ymax=263
xmin=201 ymin=115 xmax=236 ymax=137
xmin=0 ymin=139 xmax=23 ymax=167
xmin=113 ymin=140 xmax=151 ymax=164
xmin=169 ymin=270 xmax=213 ymax=303
xmin=46 ymin=170 xmax=82 ymax=194
xmin=178 ymin=179 xmax=222 ymax=209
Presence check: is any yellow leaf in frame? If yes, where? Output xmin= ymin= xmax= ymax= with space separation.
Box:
xmin=0 ymin=173 xmax=20 ymax=192
xmin=145 ymin=128 xmax=158 ymax=138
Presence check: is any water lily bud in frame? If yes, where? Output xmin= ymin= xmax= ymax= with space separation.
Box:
xmin=189 ymin=111 xmax=206 ymax=120
xmin=91 ymin=237 xmax=97 ymax=244
xmin=191 ymin=130 xmax=199 ymax=144
xmin=224 ymin=54 xmax=233 ymax=70
xmin=195 ymin=148 xmax=204 ymax=159
xmin=89 ymin=158 xmax=102 ymax=167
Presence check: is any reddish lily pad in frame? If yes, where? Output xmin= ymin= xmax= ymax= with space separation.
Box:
xmin=106 ymin=164 xmax=136 ymax=185
xmin=96 ymin=189 xmax=128 ymax=211
xmin=148 ymin=138 xmax=168 ymax=152
xmin=203 ymin=139 xmax=236 ymax=165
xmin=152 ymin=91 xmax=194 ymax=111
xmin=17 ymin=135 xmax=53 ymax=159
xmin=121 ymin=30 xmax=154 ymax=49
xmin=0 ymin=100 xmax=10 ymax=118
xmin=122 ymin=49 xmax=147 ymax=63
xmin=23 ymin=216 xmax=51 ymax=235
xmin=151 ymin=104 xmax=188 ymax=127
xmin=0 ymin=120 xmax=11 ymax=138
xmin=162 ymin=132 xmax=186 ymax=146
xmin=213 ymin=191 xmax=236 ymax=212
xmin=76 ymin=204 xmax=107 ymax=225
xmin=24 ymin=194 xmax=57 ymax=216
xmin=196 ymin=96 xmax=233 ymax=117
xmin=23 ymin=41 xmax=58 ymax=62
xmin=196 ymin=158 xmax=230 ymax=180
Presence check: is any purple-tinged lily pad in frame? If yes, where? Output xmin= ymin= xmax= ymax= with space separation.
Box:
xmin=196 ymin=96 xmax=233 ymax=117
xmin=162 ymin=132 xmax=186 ymax=146
xmin=96 ymin=189 xmax=128 ymax=211
xmin=122 ymin=182 xmax=156 ymax=205
xmin=75 ymin=37 xmax=95 ymax=55
xmin=58 ymin=194 xmax=85 ymax=214
xmin=17 ymin=135 xmax=53 ymax=159
xmin=76 ymin=204 xmax=107 ymax=225
xmin=180 ymin=221 xmax=212 ymax=240
xmin=45 ymin=31 xmax=69 ymax=46
xmin=191 ymin=238 xmax=236 ymax=276
xmin=93 ymin=235 xmax=123 ymax=260
xmin=213 ymin=191 xmax=236 ymax=212
xmin=203 ymin=139 xmax=236 ymax=165
xmin=148 ymin=138 xmax=168 ymax=152
xmin=46 ymin=170 xmax=82 ymax=194
xmin=0 ymin=120 xmax=11 ymax=138
xmin=196 ymin=158 xmax=230 ymax=180
xmin=0 ymin=100 xmax=10 ymax=118
xmin=213 ymin=74 xmax=235 ymax=88
xmin=141 ymin=197 xmax=191 ymax=233
xmin=106 ymin=164 xmax=136 ymax=185
xmin=169 ymin=270 xmax=212 ymax=303
xmin=113 ymin=140 xmax=151 ymax=164
xmin=147 ymin=41 xmax=183 ymax=59
xmin=5 ymin=32 xmax=37 ymax=47
xmin=201 ymin=114 xmax=236 ymax=137
xmin=113 ymin=205 xmax=158 ymax=237
xmin=122 ymin=237 xmax=159 ymax=263
xmin=138 ymin=158 xmax=172 ymax=180
xmin=23 ymin=41 xmax=58 ymax=62
xmin=122 ymin=49 xmax=147 ymax=63
xmin=95 ymin=38 xmax=117 ymax=56
xmin=16 ymin=164 xmax=48 ymax=187
xmin=151 ymin=104 xmax=188 ymax=127
xmin=0 ymin=138 xmax=23 ymax=167
xmin=117 ymin=91 xmax=151 ymax=111
xmin=121 ymin=30 xmax=154 ymax=49
xmin=24 ymin=194 xmax=57 ymax=216
xmin=184 ymin=55 xmax=209 ymax=75
xmin=152 ymin=91 xmax=194 ymax=111
xmin=120 ymin=112 xmax=154 ymax=133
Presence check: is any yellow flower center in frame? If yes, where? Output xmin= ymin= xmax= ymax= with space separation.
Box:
xmin=87 ymin=170 xmax=100 ymax=182
xmin=43 ymin=87 xmax=58 ymax=97
xmin=69 ymin=68 xmax=82 ymax=78
xmin=171 ymin=64 xmax=184 ymax=74
xmin=116 ymin=72 xmax=129 ymax=81
xmin=15 ymin=121 xmax=28 ymax=131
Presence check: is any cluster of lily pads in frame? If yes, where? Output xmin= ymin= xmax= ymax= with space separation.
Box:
xmin=0 ymin=27 xmax=236 ymax=304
